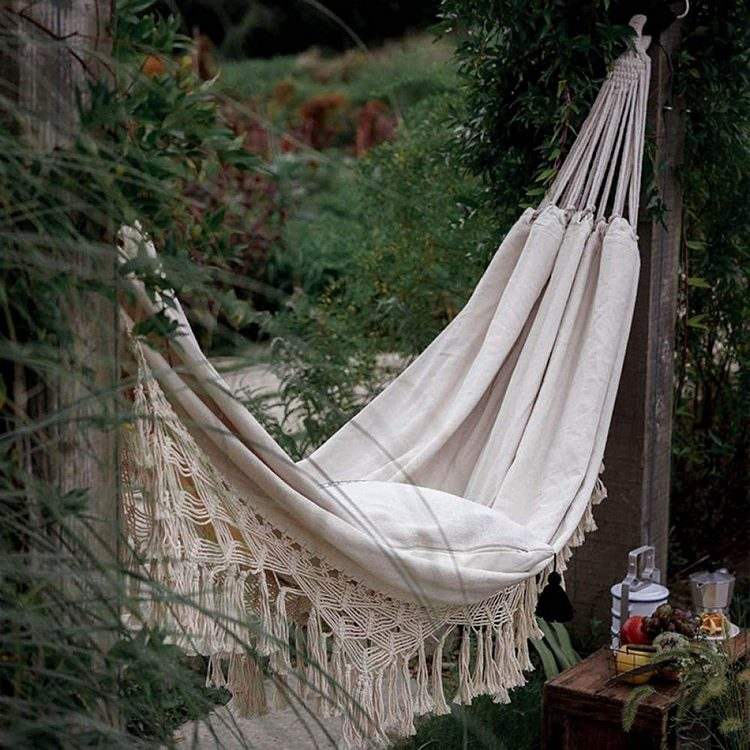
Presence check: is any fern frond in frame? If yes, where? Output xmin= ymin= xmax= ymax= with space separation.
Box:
xmin=622 ymin=685 xmax=656 ymax=732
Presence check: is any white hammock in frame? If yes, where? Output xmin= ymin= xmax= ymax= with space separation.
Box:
xmin=122 ymin=17 xmax=651 ymax=748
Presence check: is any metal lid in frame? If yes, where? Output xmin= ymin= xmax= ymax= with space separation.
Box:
xmin=610 ymin=581 xmax=669 ymax=601
xmin=689 ymin=569 xmax=735 ymax=585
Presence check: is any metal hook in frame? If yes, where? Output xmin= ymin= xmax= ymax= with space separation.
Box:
xmin=676 ymin=0 xmax=689 ymax=19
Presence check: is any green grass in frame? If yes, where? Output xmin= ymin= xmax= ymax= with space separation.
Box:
xmin=218 ymin=55 xmax=300 ymax=99
xmin=216 ymin=34 xmax=457 ymax=122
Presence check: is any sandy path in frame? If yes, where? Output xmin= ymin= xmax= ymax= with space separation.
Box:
xmin=176 ymin=700 xmax=343 ymax=750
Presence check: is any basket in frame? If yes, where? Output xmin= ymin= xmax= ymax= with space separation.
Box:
xmin=605 ymin=644 xmax=661 ymax=686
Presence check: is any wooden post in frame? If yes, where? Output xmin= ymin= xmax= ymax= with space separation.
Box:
xmin=5 ymin=0 xmax=110 ymax=149
xmin=2 ymin=0 xmax=118 ymax=617
xmin=567 ymin=18 xmax=685 ymax=631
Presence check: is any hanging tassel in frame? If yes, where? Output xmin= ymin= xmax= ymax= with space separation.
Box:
xmin=536 ymin=571 xmax=574 ymax=623
xmin=350 ymin=671 xmax=373 ymax=745
xmin=341 ymin=710 xmax=364 ymax=750
xmin=483 ymin=626 xmax=500 ymax=695
xmin=499 ymin=620 xmax=524 ymax=689
xmin=329 ymin=638 xmax=347 ymax=707
xmin=372 ymin=669 xmax=386 ymax=731
xmin=399 ymin=657 xmax=416 ymax=736
xmin=431 ymin=630 xmax=451 ymax=715
xmin=305 ymin=607 xmax=330 ymax=711
xmin=256 ymin=572 xmax=274 ymax=656
xmin=269 ymin=588 xmax=292 ymax=674
xmin=491 ymin=625 xmax=512 ymax=703
xmin=453 ymin=628 xmax=473 ymax=705
xmin=471 ymin=626 xmax=485 ymax=698
xmin=384 ymin=661 xmax=399 ymax=729
xmin=414 ymin=641 xmax=434 ymax=715
xmin=206 ymin=653 xmax=226 ymax=688
xmin=227 ymin=653 xmax=268 ymax=717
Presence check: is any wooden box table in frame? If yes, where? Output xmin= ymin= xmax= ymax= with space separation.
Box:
xmin=542 ymin=632 xmax=748 ymax=750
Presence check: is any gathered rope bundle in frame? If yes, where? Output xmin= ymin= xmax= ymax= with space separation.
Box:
xmin=542 ymin=16 xmax=650 ymax=224
xmin=121 ymin=16 xmax=651 ymax=749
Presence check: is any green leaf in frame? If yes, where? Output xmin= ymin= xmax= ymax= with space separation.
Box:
xmin=530 ymin=637 xmax=560 ymax=680
xmin=687 ymin=314 xmax=709 ymax=330
xmin=132 ymin=310 xmax=180 ymax=340
xmin=537 ymin=618 xmax=575 ymax=671
xmin=550 ymin=621 xmax=581 ymax=665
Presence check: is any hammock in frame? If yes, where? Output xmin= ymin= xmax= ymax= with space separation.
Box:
xmin=121 ymin=17 xmax=651 ymax=748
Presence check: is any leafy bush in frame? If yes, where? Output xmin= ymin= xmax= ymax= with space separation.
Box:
xmin=113 ymin=632 xmax=229 ymax=743
xmin=437 ymin=0 xmax=632 ymax=214
xmin=669 ymin=1 xmax=750 ymax=569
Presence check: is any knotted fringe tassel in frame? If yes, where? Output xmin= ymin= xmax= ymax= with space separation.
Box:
xmin=497 ymin=620 xmax=524 ymax=693
xmin=453 ymin=627 xmax=473 ymax=705
xmin=305 ymin=607 xmax=332 ymax=714
xmin=342 ymin=670 xmax=392 ymax=750
xmin=372 ymin=670 xmax=386 ymax=733
xmin=380 ymin=658 xmax=416 ymax=738
xmin=343 ymin=673 xmax=370 ymax=750
xmin=431 ymin=630 xmax=451 ymax=715
xmin=414 ymin=640 xmax=434 ymax=715
xmin=206 ymin=652 xmax=227 ymax=688
xmin=227 ymin=653 xmax=267 ymax=717
xmin=385 ymin=661 xmax=399 ymax=727
xmin=269 ymin=588 xmax=292 ymax=674
xmin=471 ymin=627 xmax=485 ymax=699
xmin=483 ymin=625 xmax=501 ymax=695
xmin=514 ymin=579 xmax=542 ymax=673
xmin=398 ymin=657 xmax=417 ymax=736
xmin=329 ymin=639 xmax=348 ymax=707
xmin=491 ymin=625 xmax=511 ymax=703
xmin=256 ymin=573 xmax=274 ymax=657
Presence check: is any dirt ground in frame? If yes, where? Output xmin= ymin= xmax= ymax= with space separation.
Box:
xmin=176 ymin=697 xmax=343 ymax=749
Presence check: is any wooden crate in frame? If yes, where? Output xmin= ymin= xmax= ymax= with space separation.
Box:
xmin=542 ymin=632 xmax=748 ymax=750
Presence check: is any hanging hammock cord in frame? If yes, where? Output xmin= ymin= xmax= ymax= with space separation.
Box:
xmin=543 ymin=15 xmax=651 ymax=225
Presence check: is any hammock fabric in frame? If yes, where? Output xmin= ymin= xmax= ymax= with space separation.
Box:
xmin=122 ymin=18 xmax=651 ymax=748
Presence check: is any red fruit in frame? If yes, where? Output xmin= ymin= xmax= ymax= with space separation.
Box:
xmin=620 ymin=615 xmax=651 ymax=645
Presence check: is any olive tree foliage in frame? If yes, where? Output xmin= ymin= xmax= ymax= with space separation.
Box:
xmin=438 ymin=0 xmax=750 ymax=568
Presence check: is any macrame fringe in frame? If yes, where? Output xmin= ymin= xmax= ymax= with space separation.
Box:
xmin=127 ymin=483 xmax=604 ymax=749
xmin=126 ymin=475 xmax=606 ymax=749
xmin=123 ymin=340 xmax=608 ymax=749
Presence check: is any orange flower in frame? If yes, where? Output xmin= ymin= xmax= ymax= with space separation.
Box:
xmin=142 ymin=55 xmax=166 ymax=78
